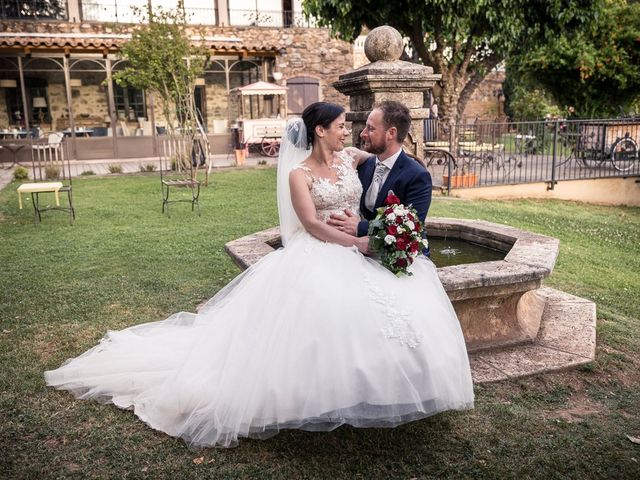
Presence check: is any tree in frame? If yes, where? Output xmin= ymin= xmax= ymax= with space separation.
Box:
xmin=303 ymin=0 xmax=597 ymax=127
xmin=506 ymin=0 xmax=640 ymax=118
xmin=112 ymin=4 xmax=208 ymax=171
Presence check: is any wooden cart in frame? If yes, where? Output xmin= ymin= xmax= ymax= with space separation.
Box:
xmin=230 ymin=81 xmax=288 ymax=157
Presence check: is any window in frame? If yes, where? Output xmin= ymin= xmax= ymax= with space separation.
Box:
xmin=4 ymin=78 xmax=50 ymax=126
xmin=113 ymin=84 xmax=146 ymax=120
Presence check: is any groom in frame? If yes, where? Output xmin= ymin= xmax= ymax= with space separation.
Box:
xmin=328 ymin=100 xmax=432 ymax=253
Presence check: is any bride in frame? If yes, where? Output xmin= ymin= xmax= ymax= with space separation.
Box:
xmin=45 ymin=102 xmax=474 ymax=448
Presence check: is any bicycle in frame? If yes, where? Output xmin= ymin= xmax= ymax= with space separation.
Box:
xmin=557 ymin=121 xmax=638 ymax=172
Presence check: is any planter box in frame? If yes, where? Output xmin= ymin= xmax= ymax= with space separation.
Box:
xmin=443 ymin=173 xmax=478 ymax=188
xmin=234 ymin=149 xmax=246 ymax=166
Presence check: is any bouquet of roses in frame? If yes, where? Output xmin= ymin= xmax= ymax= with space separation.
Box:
xmin=367 ymin=191 xmax=429 ymax=276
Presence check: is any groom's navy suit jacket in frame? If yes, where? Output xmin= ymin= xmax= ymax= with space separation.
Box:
xmin=357 ymin=150 xmax=432 ymax=255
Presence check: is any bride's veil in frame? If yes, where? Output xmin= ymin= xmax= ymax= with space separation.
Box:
xmin=277 ymin=117 xmax=309 ymax=245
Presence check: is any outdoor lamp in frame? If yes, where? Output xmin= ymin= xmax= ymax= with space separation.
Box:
xmin=32 ymin=97 xmax=47 ymax=123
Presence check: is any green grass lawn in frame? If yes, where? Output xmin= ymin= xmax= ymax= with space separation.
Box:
xmin=1 ymin=168 xmax=639 ymax=479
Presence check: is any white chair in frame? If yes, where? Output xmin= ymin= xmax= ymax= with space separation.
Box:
xmin=32 ymin=132 xmax=64 ymax=162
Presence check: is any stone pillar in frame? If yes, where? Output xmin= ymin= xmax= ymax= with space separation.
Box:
xmin=333 ymin=26 xmax=441 ymax=156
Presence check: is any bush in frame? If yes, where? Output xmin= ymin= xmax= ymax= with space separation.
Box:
xmin=139 ymin=164 xmax=156 ymax=172
xmin=108 ymin=164 xmax=123 ymax=174
xmin=45 ymin=165 xmax=60 ymax=180
xmin=80 ymin=170 xmax=95 ymax=176
xmin=13 ymin=166 xmax=29 ymax=180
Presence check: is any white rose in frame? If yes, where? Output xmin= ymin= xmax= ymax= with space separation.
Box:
xmin=422 ymin=239 xmax=429 ymax=247
xmin=384 ymin=235 xmax=396 ymax=245
xmin=406 ymin=220 xmax=415 ymax=231
xmin=393 ymin=207 xmax=405 ymax=216
xmin=397 ymin=226 xmax=405 ymax=234
xmin=386 ymin=213 xmax=396 ymax=222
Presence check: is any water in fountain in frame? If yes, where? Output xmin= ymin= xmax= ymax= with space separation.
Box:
xmin=429 ymin=237 xmax=505 ymax=268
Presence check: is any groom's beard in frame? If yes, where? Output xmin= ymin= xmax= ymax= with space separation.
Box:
xmin=362 ymin=138 xmax=386 ymax=156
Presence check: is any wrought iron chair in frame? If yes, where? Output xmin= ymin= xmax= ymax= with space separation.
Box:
xmin=19 ymin=132 xmax=75 ymax=224
xmin=158 ymin=135 xmax=203 ymax=217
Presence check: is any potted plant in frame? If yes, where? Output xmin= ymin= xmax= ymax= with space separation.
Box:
xmin=442 ymin=155 xmax=478 ymax=187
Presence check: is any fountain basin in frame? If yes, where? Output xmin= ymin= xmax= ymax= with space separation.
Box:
xmin=225 ymin=218 xmax=560 ymax=352
xmin=223 ymin=218 xmax=595 ymax=382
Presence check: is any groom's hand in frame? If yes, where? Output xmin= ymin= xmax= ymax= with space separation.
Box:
xmin=327 ymin=209 xmax=359 ymax=236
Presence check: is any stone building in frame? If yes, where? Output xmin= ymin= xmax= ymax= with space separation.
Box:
xmin=0 ymin=0 xmax=354 ymax=158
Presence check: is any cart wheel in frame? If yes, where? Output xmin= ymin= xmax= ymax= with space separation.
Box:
xmin=611 ymin=137 xmax=638 ymax=172
xmin=261 ymin=138 xmax=280 ymax=157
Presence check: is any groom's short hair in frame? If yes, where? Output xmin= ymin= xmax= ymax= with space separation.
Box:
xmin=374 ymin=101 xmax=411 ymax=142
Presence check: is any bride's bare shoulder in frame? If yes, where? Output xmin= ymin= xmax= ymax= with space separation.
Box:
xmin=340 ymin=147 xmax=369 ymax=167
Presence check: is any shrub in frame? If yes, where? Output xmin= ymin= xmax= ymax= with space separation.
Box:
xmin=45 ymin=165 xmax=60 ymax=180
xmin=80 ymin=170 xmax=95 ymax=176
xmin=13 ymin=166 xmax=29 ymax=180
xmin=108 ymin=164 xmax=123 ymax=174
xmin=140 ymin=163 xmax=156 ymax=172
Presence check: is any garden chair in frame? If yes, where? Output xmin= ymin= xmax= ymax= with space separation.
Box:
xmin=19 ymin=132 xmax=75 ymax=224
xmin=158 ymin=135 xmax=201 ymax=217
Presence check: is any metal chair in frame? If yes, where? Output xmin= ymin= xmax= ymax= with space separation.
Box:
xmin=158 ymin=135 xmax=201 ymax=217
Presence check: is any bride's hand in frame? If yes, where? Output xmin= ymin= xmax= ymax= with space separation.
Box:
xmin=355 ymin=236 xmax=370 ymax=255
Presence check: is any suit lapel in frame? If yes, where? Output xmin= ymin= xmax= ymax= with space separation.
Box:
xmin=375 ymin=151 xmax=407 ymax=207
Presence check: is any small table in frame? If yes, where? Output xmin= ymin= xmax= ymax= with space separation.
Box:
xmin=17 ymin=182 xmax=63 ymax=209
xmin=3 ymin=143 xmax=25 ymax=168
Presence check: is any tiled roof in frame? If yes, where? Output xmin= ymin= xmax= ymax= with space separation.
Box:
xmin=0 ymin=33 xmax=281 ymax=54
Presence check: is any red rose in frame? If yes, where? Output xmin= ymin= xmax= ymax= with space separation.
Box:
xmin=396 ymin=238 xmax=408 ymax=250
xmin=385 ymin=207 xmax=393 ymax=215
xmin=395 ymin=258 xmax=408 ymax=268
xmin=386 ymin=224 xmax=398 ymax=236
xmin=408 ymin=213 xmax=415 ymax=221
xmin=408 ymin=256 xmax=414 ymax=264
xmin=395 ymin=216 xmax=403 ymax=224
xmin=410 ymin=241 xmax=420 ymax=253
xmin=385 ymin=192 xmax=401 ymax=206
xmin=413 ymin=221 xmax=421 ymax=232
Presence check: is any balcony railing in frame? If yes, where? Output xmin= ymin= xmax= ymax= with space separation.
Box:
xmin=229 ymin=9 xmax=316 ymax=28
xmin=0 ymin=0 xmax=68 ymax=20
xmin=81 ymin=0 xmax=217 ymax=25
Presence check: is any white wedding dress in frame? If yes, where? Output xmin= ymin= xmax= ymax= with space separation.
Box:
xmin=45 ymin=152 xmax=474 ymax=448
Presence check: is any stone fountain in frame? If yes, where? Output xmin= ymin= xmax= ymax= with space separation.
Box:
xmin=221 ymin=27 xmax=596 ymax=383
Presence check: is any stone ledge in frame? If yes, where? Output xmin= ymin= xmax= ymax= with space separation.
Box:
xmin=469 ymin=287 xmax=596 ymax=383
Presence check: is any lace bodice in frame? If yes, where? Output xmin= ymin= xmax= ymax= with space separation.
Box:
xmin=293 ymin=152 xmax=362 ymax=222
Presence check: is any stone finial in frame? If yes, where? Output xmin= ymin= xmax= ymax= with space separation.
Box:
xmin=364 ymin=26 xmax=404 ymax=62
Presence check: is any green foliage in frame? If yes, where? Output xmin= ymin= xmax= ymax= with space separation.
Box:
xmin=80 ymin=170 xmax=95 ymax=176
xmin=504 ymin=85 xmax=565 ymax=121
xmin=12 ymin=166 xmax=28 ymax=180
xmin=507 ymin=0 xmax=640 ymax=118
xmin=44 ymin=165 xmax=60 ymax=180
xmin=107 ymin=164 xmax=123 ymax=174
xmin=140 ymin=163 xmax=157 ymax=172
xmin=303 ymin=0 xmax=597 ymax=123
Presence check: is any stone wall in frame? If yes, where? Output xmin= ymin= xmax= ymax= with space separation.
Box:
xmin=462 ymin=69 xmax=506 ymax=121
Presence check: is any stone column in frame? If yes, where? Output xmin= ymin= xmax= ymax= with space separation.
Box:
xmin=333 ymin=26 xmax=440 ymax=156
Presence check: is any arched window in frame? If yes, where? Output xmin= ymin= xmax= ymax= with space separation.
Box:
xmin=286 ymin=76 xmax=319 ymax=115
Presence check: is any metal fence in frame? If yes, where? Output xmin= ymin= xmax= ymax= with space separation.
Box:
xmin=423 ymin=117 xmax=640 ymax=191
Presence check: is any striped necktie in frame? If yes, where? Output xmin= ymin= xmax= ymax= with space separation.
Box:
xmin=364 ymin=161 xmax=387 ymax=211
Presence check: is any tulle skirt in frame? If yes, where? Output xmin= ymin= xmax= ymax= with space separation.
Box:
xmin=45 ymin=231 xmax=474 ymax=448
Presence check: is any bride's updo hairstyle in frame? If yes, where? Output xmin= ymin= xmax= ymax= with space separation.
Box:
xmin=301 ymin=102 xmax=345 ymax=148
